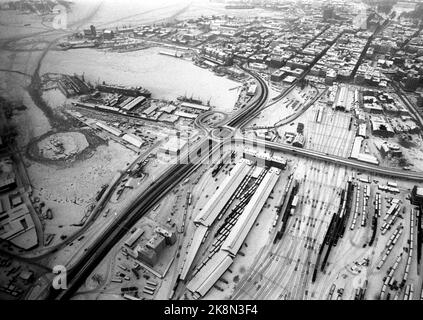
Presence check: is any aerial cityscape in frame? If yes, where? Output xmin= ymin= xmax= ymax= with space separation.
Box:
xmin=1 ymin=0 xmax=423 ymax=302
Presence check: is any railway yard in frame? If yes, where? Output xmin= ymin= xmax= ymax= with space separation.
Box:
xmin=1 ymin=0 xmax=423 ymax=302
xmin=73 ymin=139 xmax=423 ymax=301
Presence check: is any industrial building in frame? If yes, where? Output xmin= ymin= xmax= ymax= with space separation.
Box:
xmin=186 ymin=251 xmax=233 ymax=297
xmin=96 ymin=122 xmax=123 ymax=137
xmin=174 ymin=110 xmax=197 ymax=120
xmin=124 ymin=228 xmax=144 ymax=248
xmin=180 ymin=102 xmax=210 ymax=112
xmin=123 ymin=225 xmax=176 ymax=267
xmin=334 ymin=86 xmax=350 ymax=111
xmin=194 ymin=160 xmax=250 ymax=227
xmin=122 ymin=134 xmax=145 ymax=148
xmin=370 ymin=116 xmax=395 ymax=137
xmin=180 ymin=224 xmax=208 ymax=280
xmin=247 ymin=84 xmax=257 ymax=96
xmin=292 ymin=134 xmax=305 ymax=148
xmin=350 ymin=136 xmax=379 ymax=165
xmin=357 ymin=123 xmax=367 ymax=138
xmin=120 ymin=96 xmax=147 ymax=113
xmin=0 ymin=203 xmax=38 ymax=250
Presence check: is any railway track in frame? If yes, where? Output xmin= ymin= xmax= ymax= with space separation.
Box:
xmin=232 ymin=160 xmax=347 ymax=300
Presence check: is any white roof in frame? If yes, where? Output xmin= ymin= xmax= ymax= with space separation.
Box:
xmin=350 ymin=136 xmax=363 ymax=159
xmin=180 ymin=225 xmax=208 ymax=280
xmin=96 ymin=122 xmax=122 ymax=137
xmin=122 ymin=134 xmax=144 ymax=148
xmin=175 ymin=110 xmax=197 ymax=119
xmin=122 ymin=96 xmax=146 ymax=111
xmin=186 ymin=251 xmax=233 ymax=297
xmin=181 ymin=102 xmax=210 ymax=111
xmin=194 ymin=160 xmax=250 ymax=227
xmin=221 ymin=168 xmax=280 ymax=256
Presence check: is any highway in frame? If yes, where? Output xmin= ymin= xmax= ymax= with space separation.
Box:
xmin=225 ymin=67 xmax=270 ymax=129
xmin=235 ymin=137 xmax=423 ymax=181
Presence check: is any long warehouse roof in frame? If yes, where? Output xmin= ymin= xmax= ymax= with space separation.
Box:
xmin=186 ymin=251 xmax=233 ymax=297
xmin=180 ymin=225 xmax=208 ymax=281
xmin=122 ymin=96 xmax=146 ymax=111
xmin=181 ymin=102 xmax=210 ymax=111
xmin=222 ymin=168 xmax=280 ymax=257
xmin=122 ymin=133 xmax=144 ymax=148
xmin=194 ymin=160 xmax=250 ymax=227
xmin=96 ymin=122 xmax=122 ymax=137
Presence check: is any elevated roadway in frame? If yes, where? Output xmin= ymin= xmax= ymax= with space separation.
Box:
xmin=235 ymin=138 xmax=423 ymax=182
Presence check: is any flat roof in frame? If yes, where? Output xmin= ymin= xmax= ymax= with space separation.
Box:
xmin=175 ymin=110 xmax=197 ymax=119
xmin=186 ymin=251 xmax=233 ymax=297
xmin=194 ymin=160 xmax=250 ymax=227
xmin=122 ymin=134 xmax=144 ymax=148
xmin=181 ymin=102 xmax=210 ymax=111
xmin=96 ymin=122 xmax=123 ymax=137
xmin=122 ymin=96 xmax=146 ymax=111
xmin=222 ymin=168 xmax=280 ymax=256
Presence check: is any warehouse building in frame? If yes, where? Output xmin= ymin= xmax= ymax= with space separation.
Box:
xmin=124 ymin=228 xmax=144 ymax=248
xmin=335 ymin=85 xmax=349 ymax=111
xmin=122 ymin=134 xmax=145 ymax=148
xmin=181 ymin=102 xmax=210 ymax=112
xmin=180 ymin=225 xmax=208 ymax=281
xmin=194 ymin=160 xmax=250 ymax=227
xmin=96 ymin=122 xmax=123 ymax=137
xmin=187 ymin=168 xmax=280 ymax=297
xmin=292 ymin=134 xmax=305 ymax=148
xmin=0 ymin=204 xmax=38 ymax=250
xmin=357 ymin=123 xmax=367 ymax=138
xmin=141 ymin=104 xmax=159 ymax=117
xmin=221 ymin=168 xmax=280 ymax=256
xmin=121 ymin=96 xmax=147 ymax=113
xmin=174 ymin=110 xmax=197 ymax=120
xmin=186 ymin=251 xmax=233 ymax=297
